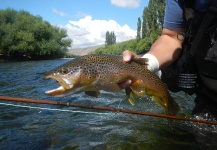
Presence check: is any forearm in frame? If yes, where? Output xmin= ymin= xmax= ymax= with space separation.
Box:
xmin=120 ymin=29 xmax=185 ymax=88
xmin=146 ymin=28 xmax=185 ymax=70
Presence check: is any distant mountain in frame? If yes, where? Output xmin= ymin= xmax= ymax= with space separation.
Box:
xmin=67 ymin=45 xmax=104 ymax=56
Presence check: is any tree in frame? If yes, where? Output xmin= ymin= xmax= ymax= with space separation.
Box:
xmin=136 ymin=17 xmax=141 ymax=42
xmin=0 ymin=8 xmax=72 ymax=60
xmin=105 ymin=31 xmax=116 ymax=46
xmin=90 ymin=0 xmax=166 ymax=55
xmin=142 ymin=7 xmax=149 ymax=39
xmin=111 ymin=31 xmax=116 ymax=45
xmin=141 ymin=0 xmax=165 ymax=45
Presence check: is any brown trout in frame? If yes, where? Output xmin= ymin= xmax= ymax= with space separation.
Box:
xmin=44 ymin=54 xmax=180 ymax=116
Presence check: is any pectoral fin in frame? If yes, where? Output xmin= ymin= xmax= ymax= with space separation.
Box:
xmin=97 ymin=83 xmax=122 ymax=92
xmin=125 ymin=87 xmax=137 ymax=106
xmin=85 ymin=91 xmax=100 ymax=97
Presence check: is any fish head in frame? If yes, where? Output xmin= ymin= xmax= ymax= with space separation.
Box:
xmin=44 ymin=63 xmax=94 ymax=97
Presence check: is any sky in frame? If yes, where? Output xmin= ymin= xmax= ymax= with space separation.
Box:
xmin=0 ymin=0 xmax=149 ymax=48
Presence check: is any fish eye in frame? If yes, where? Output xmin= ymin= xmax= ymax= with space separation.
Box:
xmin=61 ymin=68 xmax=69 ymax=74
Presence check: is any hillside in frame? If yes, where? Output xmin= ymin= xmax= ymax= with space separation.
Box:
xmin=67 ymin=45 xmax=104 ymax=56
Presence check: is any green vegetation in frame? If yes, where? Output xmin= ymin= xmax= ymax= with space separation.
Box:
xmin=90 ymin=38 xmax=150 ymax=55
xmin=105 ymin=31 xmax=116 ymax=46
xmin=0 ymin=0 xmax=165 ymax=60
xmin=91 ymin=0 xmax=165 ymax=55
xmin=0 ymin=8 xmax=72 ymax=61
xmin=136 ymin=17 xmax=141 ymax=42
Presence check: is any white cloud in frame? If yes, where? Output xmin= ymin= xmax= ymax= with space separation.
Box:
xmin=111 ymin=0 xmax=142 ymax=8
xmin=76 ymin=12 xmax=89 ymax=18
xmin=52 ymin=8 xmax=68 ymax=17
xmin=63 ymin=15 xmax=136 ymax=48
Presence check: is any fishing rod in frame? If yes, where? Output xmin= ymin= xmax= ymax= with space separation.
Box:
xmin=0 ymin=95 xmax=217 ymax=125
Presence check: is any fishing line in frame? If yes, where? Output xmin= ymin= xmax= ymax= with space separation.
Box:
xmin=1 ymin=96 xmax=217 ymax=125
xmin=0 ymin=102 xmax=108 ymax=115
xmin=117 ymin=98 xmax=123 ymax=109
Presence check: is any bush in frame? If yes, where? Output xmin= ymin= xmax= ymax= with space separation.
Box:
xmin=0 ymin=9 xmax=72 ymax=60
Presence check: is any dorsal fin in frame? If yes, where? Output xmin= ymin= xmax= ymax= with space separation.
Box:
xmin=132 ymin=58 xmax=149 ymax=66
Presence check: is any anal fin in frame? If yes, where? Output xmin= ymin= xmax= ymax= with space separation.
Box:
xmin=130 ymin=80 xmax=146 ymax=97
xmin=152 ymin=96 xmax=167 ymax=112
xmin=125 ymin=87 xmax=137 ymax=106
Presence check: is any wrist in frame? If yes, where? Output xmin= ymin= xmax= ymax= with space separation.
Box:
xmin=142 ymin=53 xmax=159 ymax=73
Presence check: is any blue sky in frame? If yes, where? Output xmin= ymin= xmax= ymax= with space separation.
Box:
xmin=0 ymin=0 xmax=149 ymax=48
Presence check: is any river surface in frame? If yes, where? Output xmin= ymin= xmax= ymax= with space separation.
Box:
xmin=0 ymin=59 xmax=216 ymax=150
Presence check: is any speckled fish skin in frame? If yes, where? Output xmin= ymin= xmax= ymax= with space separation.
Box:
xmin=44 ymin=54 xmax=180 ymax=116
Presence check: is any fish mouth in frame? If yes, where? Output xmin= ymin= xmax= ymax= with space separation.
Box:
xmin=44 ymin=75 xmax=73 ymax=97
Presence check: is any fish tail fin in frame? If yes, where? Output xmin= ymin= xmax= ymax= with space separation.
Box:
xmin=168 ymin=94 xmax=180 ymax=116
xmin=167 ymin=95 xmax=180 ymax=128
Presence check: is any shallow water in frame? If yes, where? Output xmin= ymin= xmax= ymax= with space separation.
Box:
xmin=0 ymin=59 xmax=216 ymax=150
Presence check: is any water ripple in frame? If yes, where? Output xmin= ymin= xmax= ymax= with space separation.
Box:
xmin=0 ymin=60 xmax=215 ymax=150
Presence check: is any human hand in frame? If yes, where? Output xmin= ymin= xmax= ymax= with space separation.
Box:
xmin=118 ymin=50 xmax=140 ymax=89
xmin=122 ymin=50 xmax=140 ymax=62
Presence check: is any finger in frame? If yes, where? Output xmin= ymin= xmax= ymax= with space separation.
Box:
xmin=122 ymin=50 xmax=139 ymax=62
xmin=123 ymin=50 xmax=133 ymax=62
xmin=118 ymin=79 xmax=132 ymax=89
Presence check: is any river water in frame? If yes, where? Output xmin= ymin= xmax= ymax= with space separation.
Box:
xmin=0 ymin=59 xmax=216 ymax=150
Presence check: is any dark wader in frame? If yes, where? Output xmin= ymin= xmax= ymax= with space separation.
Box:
xmin=162 ymin=0 xmax=217 ymax=120
xmin=161 ymin=0 xmax=217 ymax=150
xmin=162 ymin=2 xmax=217 ymax=149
